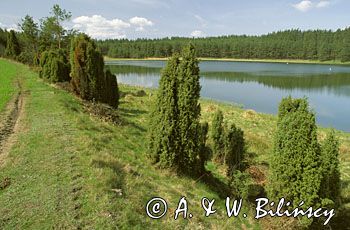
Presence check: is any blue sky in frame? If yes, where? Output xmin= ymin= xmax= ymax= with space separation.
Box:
xmin=0 ymin=0 xmax=349 ymax=39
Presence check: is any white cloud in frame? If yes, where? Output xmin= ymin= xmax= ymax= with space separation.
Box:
xmin=0 ymin=22 xmax=21 ymax=32
xmin=293 ymin=0 xmax=313 ymax=12
xmin=6 ymin=26 xmax=20 ymax=32
xmin=72 ymin=15 xmax=154 ymax=39
xmin=190 ymin=30 xmax=206 ymax=37
xmin=292 ymin=0 xmax=331 ymax=12
xmin=72 ymin=15 xmax=130 ymax=39
xmin=1 ymin=22 xmax=11 ymax=31
xmin=316 ymin=1 xmax=330 ymax=8
xmin=129 ymin=16 xmax=153 ymax=31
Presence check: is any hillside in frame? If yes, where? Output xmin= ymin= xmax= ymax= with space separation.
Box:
xmin=0 ymin=59 xmax=258 ymax=229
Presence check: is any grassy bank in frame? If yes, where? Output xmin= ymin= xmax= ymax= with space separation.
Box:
xmin=1 ymin=59 xmax=350 ymax=228
xmin=0 ymin=60 xmax=258 ymax=229
xmin=104 ymin=56 xmax=350 ymax=66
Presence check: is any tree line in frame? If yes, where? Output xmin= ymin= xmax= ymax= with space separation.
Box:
xmin=98 ymin=29 xmax=350 ymax=62
xmin=0 ymin=5 xmax=119 ymax=108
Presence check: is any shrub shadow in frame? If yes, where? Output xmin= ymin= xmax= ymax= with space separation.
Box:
xmin=118 ymin=108 xmax=148 ymax=118
xmin=201 ymin=172 xmax=232 ymax=199
xmin=91 ymin=159 xmax=126 ymax=195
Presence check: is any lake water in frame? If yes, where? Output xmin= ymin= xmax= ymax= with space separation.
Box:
xmin=106 ymin=60 xmax=350 ymax=132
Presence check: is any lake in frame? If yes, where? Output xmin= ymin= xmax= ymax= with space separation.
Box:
xmin=106 ymin=60 xmax=350 ymax=132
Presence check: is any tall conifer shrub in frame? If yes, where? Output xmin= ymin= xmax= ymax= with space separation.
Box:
xmin=224 ymin=124 xmax=245 ymax=176
xmin=70 ymin=34 xmax=119 ymax=108
xmin=320 ymin=130 xmax=341 ymax=207
xmin=39 ymin=49 xmax=70 ymax=82
xmin=211 ymin=109 xmax=225 ymax=162
xmin=103 ymin=70 xmax=119 ymax=108
xmin=5 ymin=30 xmax=21 ymax=59
xmin=149 ymin=44 xmax=206 ymax=175
xmin=269 ymin=97 xmax=322 ymax=226
xmin=197 ymin=122 xmax=211 ymax=173
xmin=148 ymin=55 xmax=180 ymax=167
xmin=177 ymin=44 xmax=202 ymax=174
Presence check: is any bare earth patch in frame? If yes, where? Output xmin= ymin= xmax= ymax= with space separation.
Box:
xmin=0 ymin=80 xmax=26 ymax=167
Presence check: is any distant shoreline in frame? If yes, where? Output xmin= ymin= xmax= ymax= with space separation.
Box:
xmin=104 ymin=56 xmax=350 ymax=66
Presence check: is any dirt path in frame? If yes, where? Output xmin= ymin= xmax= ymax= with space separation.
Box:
xmin=0 ymin=80 xmax=25 ymax=166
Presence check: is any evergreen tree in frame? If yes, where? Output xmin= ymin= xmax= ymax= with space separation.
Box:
xmin=177 ymin=43 xmax=202 ymax=174
xmin=39 ymin=17 xmax=57 ymax=51
xmin=211 ymin=109 xmax=225 ymax=162
xmin=103 ymin=70 xmax=120 ymax=108
xmin=224 ymin=123 xmax=245 ymax=176
xmin=70 ymin=34 xmax=103 ymax=100
xmin=320 ymin=130 xmax=341 ymax=206
xmin=70 ymin=34 xmax=119 ymax=108
xmin=19 ymin=15 xmax=39 ymax=48
xmin=148 ymin=55 xmax=180 ymax=167
xmin=229 ymin=170 xmax=251 ymax=200
xmin=39 ymin=4 xmax=71 ymax=51
xmin=39 ymin=49 xmax=70 ymax=83
xmin=197 ymin=122 xmax=211 ymax=173
xmin=5 ymin=30 xmax=21 ymax=59
xmin=18 ymin=15 xmax=39 ymax=65
xmin=148 ymin=44 xmax=205 ymax=175
xmin=0 ymin=28 xmax=7 ymax=56
xmin=269 ymin=97 xmax=322 ymax=224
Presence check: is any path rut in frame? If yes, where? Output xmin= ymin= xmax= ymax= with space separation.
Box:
xmin=0 ymin=80 xmax=25 ymax=165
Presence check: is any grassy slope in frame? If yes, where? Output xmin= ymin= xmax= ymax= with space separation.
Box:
xmin=104 ymin=56 xmax=350 ymax=66
xmin=199 ymin=98 xmax=350 ymax=215
xmin=1 ymin=60 xmax=350 ymax=229
xmin=0 ymin=59 xmax=18 ymax=111
xmin=0 ymin=60 xmax=258 ymax=229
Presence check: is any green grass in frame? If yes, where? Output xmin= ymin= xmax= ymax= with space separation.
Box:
xmin=1 ymin=59 xmax=350 ymax=229
xmin=0 ymin=59 xmax=19 ymax=111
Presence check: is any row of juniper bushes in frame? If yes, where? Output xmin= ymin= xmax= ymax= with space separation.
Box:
xmin=149 ymin=44 xmax=341 ymax=228
xmin=1 ymin=5 xmax=119 ymax=109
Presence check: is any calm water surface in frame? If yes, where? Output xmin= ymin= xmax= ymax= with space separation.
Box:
xmin=106 ymin=60 xmax=350 ymax=132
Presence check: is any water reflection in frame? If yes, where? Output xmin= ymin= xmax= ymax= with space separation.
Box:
xmin=106 ymin=61 xmax=350 ymax=132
